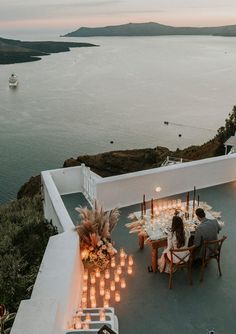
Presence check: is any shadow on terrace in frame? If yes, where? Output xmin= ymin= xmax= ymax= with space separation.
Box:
xmin=62 ymin=181 xmax=236 ymax=334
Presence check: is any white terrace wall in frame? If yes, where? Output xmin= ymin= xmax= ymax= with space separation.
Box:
xmin=11 ymin=171 xmax=83 ymax=334
xmin=95 ymin=154 xmax=236 ymax=210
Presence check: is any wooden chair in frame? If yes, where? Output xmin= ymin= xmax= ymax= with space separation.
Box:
xmin=200 ymin=235 xmax=227 ymax=282
xmin=168 ymin=245 xmax=196 ymax=289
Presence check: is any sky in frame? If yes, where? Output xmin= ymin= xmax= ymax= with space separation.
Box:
xmin=1 ymin=0 xmax=236 ymax=35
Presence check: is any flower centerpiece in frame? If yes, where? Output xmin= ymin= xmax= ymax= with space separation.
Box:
xmin=75 ymin=202 xmax=119 ymax=271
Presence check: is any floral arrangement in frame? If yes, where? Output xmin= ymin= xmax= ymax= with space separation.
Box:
xmin=75 ymin=202 xmax=119 ymax=270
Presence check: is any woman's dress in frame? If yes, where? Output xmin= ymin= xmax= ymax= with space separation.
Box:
xmin=158 ymin=230 xmax=190 ymax=273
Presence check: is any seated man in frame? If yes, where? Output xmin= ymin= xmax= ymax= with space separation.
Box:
xmin=193 ymin=207 xmax=223 ymax=259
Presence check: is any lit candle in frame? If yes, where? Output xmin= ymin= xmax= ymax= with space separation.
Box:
xmin=105 ymin=289 xmax=110 ymax=300
xmin=120 ymin=248 xmax=125 ymax=258
xmin=100 ymin=287 xmax=105 ymax=296
xmin=111 ymin=257 xmax=116 ymax=268
xmin=85 ymin=314 xmax=91 ymax=323
xmin=127 ymin=266 xmax=133 ymax=275
xmin=90 ymin=285 xmax=96 ymax=296
xmin=120 ymin=278 xmax=126 ymax=288
xmin=75 ymin=318 xmax=82 ymax=329
xmin=82 ymin=283 xmax=88 ymax=292
xmin=103 ymin=298 xmax=109 ymax=308
xmin=120 ymin=258 xmax=125 ymax=267
xmin=95 ymin=268 xmax=100 ymax=278
xmin=83 ymin=269 xmax=88 ymax=281
xmin=83 ymin=323 xmax=89 ymax=329
xmin=128 ymin=255 xmax=134 ymax=266
xmin=110 ymin=280 xmax=116 ymax=291
xmin=90 ymin=273 xmax=96 ymax=284
xmin=104 ymin=269 xmax=110 ymax=279
xmin=91 ymin=299 xmax=96 ymax=308
xmin=81 ymin=301 xmax=87 ymax=309
xmin=100 ymin=277 xmax=105 ymax=288
xmin=114 ymin=273 xmax=120 ymax=283
xmin=117 ymin=265 xmax=122 ymax=275
xmin=99 ymin=309 xmax=106 ymax=321
xmin=82 ymin=293 xmax=87 ymax=303
xmin=115 ymin=291 xmax=121 ymax=302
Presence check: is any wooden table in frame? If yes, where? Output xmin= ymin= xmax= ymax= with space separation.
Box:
xmin=139 ymin=234 xmax=167 ymax=272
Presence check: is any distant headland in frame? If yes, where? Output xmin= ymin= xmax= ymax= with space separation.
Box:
xmin=0 ymin=37 xmax=98 ymax=65
xmin=63 ymin=22 xmax=236 ymax=37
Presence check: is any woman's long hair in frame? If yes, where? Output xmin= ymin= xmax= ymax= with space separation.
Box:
xmin=171 ymin=215 xmax=185 ymax=248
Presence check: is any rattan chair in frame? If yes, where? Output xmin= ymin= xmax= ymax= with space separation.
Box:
xmin=200 ymin=235 xmax=227 ymax=282
xmin=168 ymin=245 xmax=196 ymax=289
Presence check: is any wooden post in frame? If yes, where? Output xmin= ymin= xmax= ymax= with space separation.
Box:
xmin=151 ymin=198 xmax=154 ymax=218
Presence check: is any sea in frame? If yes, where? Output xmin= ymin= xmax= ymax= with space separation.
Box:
xmin=1 ymin=32 xmax=236 ymax=204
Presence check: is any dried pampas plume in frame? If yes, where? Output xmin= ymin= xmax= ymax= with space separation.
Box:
xmin=75 ymin=201 xmax=119 ymax=245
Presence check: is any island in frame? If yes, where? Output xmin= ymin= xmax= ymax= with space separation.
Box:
xmin=63 ymin=22 xmax=236 ymax=37
xmin=0 ymin=37 xmax=98 ymax=65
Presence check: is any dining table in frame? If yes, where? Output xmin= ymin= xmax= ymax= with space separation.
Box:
xmin=126 ymin=201 xmax=221 ymax=273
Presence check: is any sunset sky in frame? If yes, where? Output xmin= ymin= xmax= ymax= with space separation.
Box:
xmin=1 ymin=0 xmax=236 ymax=34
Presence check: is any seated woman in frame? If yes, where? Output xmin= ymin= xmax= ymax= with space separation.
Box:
xmin=158 ymin=215 xmax=190 ymax=273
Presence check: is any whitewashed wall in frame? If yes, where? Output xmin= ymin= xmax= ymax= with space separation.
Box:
xmin=11 ymin=171 xmax=83 ymax=334
xmin=96 ymin=154 xmax=236 ymax=210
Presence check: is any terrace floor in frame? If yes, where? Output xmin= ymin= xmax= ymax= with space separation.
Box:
xmin=61 ymin=181 xmax=236 ymax=334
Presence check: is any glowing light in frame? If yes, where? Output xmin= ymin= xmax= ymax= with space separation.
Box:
xmin=120 ymin=278 xmax=126 ymax=288
xmin=114 ymin=273 xmax=120 ymax=282
xmin=83 ymin=269 xmax=88 ymax=280
xmin=155 ymin=186 xmax=162 ymax=193
xmin=105 ymin=269 xmax=110 ymax=279
xmin=117 ymin=265 xmax=122 ymax=275
xmin=99 ymin=309 xmax=106 ymax=321
xmin=100 ymin=287 xmax=105 ymax=296
xmin=128 ymin=266 xmax=133 ymax=275
xmin=95 ymin=268 xmax=100 ymax=278
xmin=128 ymin=255 xmax=134 ymax=266
xmin=103 ymin=298 xmax=109 ymax=308
xmin=105 ymin=289 xmax=110 ymax=300
xmin=115 ymin=291 xmax=121 ymax=302
xmin=110 ymin=280 xmax=116 ymax=291
xmin=90 ymin=273 xmax=96 ymax=284
xmin=111 ymin=257 xmax=116 ymax=268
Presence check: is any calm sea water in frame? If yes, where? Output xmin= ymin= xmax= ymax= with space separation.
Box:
xmin=1 ymin=34 xmax=236 ymax=204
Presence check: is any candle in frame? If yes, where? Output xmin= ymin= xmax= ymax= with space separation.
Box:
xmin=81 ymin=301 xmax=87 ymax=309
xmin=75 ymin=319 xmax=82 ymax=329
xmin=120 ymin=258 xmax=125 ymax=267
xmin=82 ymin=283 xmax=88 ymax=292
xmin=127 ymin=266 xmax=133 ymax=275
xmin=120 ymin=248 xmax=125 ymax=258
xmin=151 ymin=198 xmax=154 ymax=218
xmin=95 ymin=268 xmax=100 ymax=278
xmin=103 ymin=299 xmax=109 ymax=308
xmin=90 ymin=273 xmax=96 ymax=284
xmin=143 ymin=194 xmax=146 ymax=214
xmin=91 ymin=299 xmax=96 ymax=308
xmin=104 ymin=269 xmax=110 ymax=279
xmin=85 ymin=314 xmax=91 ymax=323
xmin=110 ymin=280 xmax=116 ymax=291
xmin=128 ymin=255 xmax=134 ymax=266
xmin=100 ymin=277 xmax=105 ymax=288
xmin=192 ymin=186 xmax=196 ymax=219
xmin=117 ymin=265 xmax=122 ymax=275
xmin=111 ymin=257 xmax=116 ymax=268
xmin=120 ymin=278 xmax=126 ymax=288
xmin=99 ymin=309 xmax=106 ymax=322
xmin=197 ymin=194 xmax=200 ymax=207
xmin=186 ymin=192 xmax=190 ymax=212
xmin=82 ymin=293 xmax=87 ymax=303
xmin=141 ymin=202 xmax=144 ymax=219
xmin=100 ymin=287 xmax=105 ymax=296
xmin=104 ymin=289 xmax=110 ymax=300
xmin=83 ymin=323 xmax=89 ymax=329
xmin=115 ymin=291 xmax=121 ymax=302
xmin=114 ymin=273 xmax=120 ymax=283
xmin=83 ymin=269 xmax=88 ymax=281
xmin=90 ymin=285 xmax=96 ymax=296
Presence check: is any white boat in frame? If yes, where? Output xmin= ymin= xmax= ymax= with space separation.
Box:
xmin=9 ymin=73 xmax=18 ymax=87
